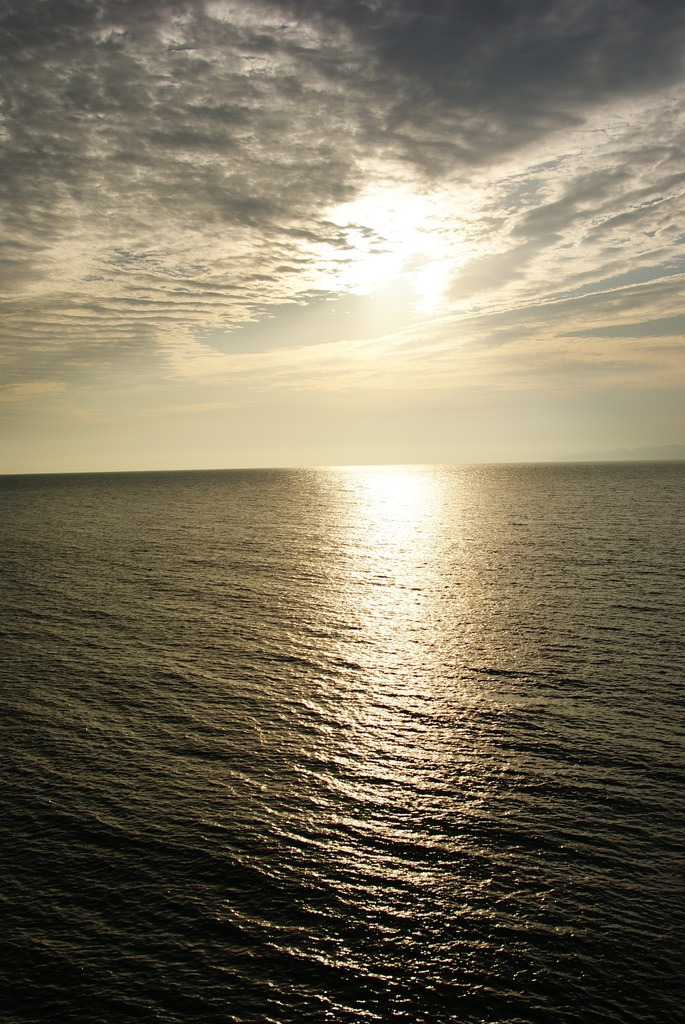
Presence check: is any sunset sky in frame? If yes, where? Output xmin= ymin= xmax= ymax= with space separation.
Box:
xmin=1 ymin=0 xmax=684 ymax=472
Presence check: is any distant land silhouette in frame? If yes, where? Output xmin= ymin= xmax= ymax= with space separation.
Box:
xmin=559 ymin=443 xmax=685 ymax=462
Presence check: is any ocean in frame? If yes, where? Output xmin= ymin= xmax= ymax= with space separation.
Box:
xmin=1 ymin=463 xmax=683 ymax=1023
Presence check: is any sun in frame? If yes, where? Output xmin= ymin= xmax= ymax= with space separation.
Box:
xmin=326 ymin=182 xmax=458 ymax=314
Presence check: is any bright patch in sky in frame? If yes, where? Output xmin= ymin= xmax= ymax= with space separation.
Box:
xmin=328 ymin=183 xmax=462 ymax=314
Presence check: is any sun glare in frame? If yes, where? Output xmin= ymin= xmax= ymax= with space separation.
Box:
xmin=338 ymin=464 xmax=444 ymax=578
xmin=327 ymin=184 xmax=460 ymax=314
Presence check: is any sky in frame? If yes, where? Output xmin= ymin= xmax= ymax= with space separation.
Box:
xmin=1 ymin=0 xmax=684 ymax=472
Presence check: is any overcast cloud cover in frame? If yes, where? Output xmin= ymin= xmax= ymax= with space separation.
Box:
xmin=1 ymin=0 xmax=684 ymax=469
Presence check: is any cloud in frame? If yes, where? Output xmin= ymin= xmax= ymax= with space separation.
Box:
xmin=0 ymin=380 xmax=66 ymax=403
xmin=0 ymin=0 xmax=684 ymax=406
xmin=269 ymin=0 xmax=685 ymax=166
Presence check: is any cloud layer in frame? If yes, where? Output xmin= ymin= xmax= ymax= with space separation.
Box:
xmin=1 ymin=0 xmax=683 ymax=433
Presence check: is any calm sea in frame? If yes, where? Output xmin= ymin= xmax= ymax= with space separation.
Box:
xmin=1 ymin=464 xmax=683 ymax=1024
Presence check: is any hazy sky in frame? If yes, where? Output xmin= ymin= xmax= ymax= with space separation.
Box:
xmin=1 ymin=0 xmax=684 ymax=471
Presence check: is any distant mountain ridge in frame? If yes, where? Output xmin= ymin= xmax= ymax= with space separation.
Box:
xmin=558 ymin=443 xmax=685 ymax=462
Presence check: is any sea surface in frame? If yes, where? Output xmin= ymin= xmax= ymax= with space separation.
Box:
xmin=1 ymin=463 xmax=683 ymax=1024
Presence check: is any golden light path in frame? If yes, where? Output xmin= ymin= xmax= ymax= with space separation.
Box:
xmin=317 ymin=466 xmax=475 ymax=825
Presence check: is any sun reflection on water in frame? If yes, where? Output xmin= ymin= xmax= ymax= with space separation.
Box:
xmin=294 ymin=463 xmax=488 ymax=975
xmin=331 ymin=465 xmax=445 ymax=642
xmin=318 ymin=466 xmax=471 ymax=795
xmin=339 ymin=464 xmax=440 ymax=567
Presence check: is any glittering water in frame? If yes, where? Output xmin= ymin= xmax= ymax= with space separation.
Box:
xmin=1 ymin=463 xmax=683 ymax=1024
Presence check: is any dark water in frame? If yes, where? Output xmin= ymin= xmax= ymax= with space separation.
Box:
xmin=1 ymin=463 xmax=683 ymax=1024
